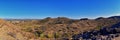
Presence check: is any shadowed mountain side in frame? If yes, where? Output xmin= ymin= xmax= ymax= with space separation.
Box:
xmin=72 ymin=22 xmax=120 ymax=40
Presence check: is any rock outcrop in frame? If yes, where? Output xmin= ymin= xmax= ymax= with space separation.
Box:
xmin=72 ymin=21 xmax=120 ymax=40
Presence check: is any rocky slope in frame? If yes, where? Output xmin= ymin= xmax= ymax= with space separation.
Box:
xmin=72 ymin=16 xmax=120 ymax=40
xmin=0 ymin=19 xmax=36 ymax=40
xmin=72 ymin=22 xmax=120 ymax=40
xmin=1 ymin=16 xmax=120 ymax=40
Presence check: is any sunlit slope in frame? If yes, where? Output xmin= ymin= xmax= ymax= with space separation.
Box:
xmin=0 ymin=19 xmax=36 ymax=40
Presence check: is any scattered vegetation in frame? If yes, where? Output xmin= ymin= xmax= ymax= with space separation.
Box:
xmin=1 ymin=16 xmax=120 ymax=40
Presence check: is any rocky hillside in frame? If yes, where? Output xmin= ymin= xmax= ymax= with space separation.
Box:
xmin=1 ymin=16 xmax=120 ymax=40
xmin=0 ymin=19 xmax=36 ymax=40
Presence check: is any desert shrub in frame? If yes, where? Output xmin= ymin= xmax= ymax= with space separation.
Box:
xmin=62 ymin=33 xmax=71 ymax=38
xmin=34 ymin=30 xmax=44 ymax=37
xmin=35 ymin=34 xmax=49 ymax=40
xmin=40 ymin=33 xmax=47 ymax=38
xmin=95 ymin=26 xmax=102 ymax=30
xmin=34 ymin=32 xmax=40 ymax=37
xmin=22 ymin=26 xmax=32 ymax=32
xmin=47 ymin=33 xmax=54 ymax=38
xmin=54 ymin=32 xmax=61 ymax=38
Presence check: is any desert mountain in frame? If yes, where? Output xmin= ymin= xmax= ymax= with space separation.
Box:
xmin=1 ymin=16 xmax=120 ymax=40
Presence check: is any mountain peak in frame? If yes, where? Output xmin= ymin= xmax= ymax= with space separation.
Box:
xmin=108 ymin=16 xmax=120 ymax=19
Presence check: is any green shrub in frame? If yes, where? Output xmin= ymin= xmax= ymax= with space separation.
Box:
xmin=34 ymin=30 xmax=44 ymax=37
xmin=54 ymin=32 xmax=60 ymax=38
xmin=47 ymin=34 xmax=54 ymax=38
xmin=96 ymin=26 xmax=102 ymax=30
xmin=40 ymin=33 xmax=46 ymax=38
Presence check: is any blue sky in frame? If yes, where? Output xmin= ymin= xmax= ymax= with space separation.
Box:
xmin=0 ymin=0 xmax=120 ymax=19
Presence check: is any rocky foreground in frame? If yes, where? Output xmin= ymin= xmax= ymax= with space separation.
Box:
xmin=72 ymin=22 xmax=120 ymax=40
xmin=71 ymin=16 xmax=120 ymax=40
